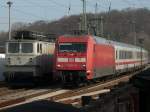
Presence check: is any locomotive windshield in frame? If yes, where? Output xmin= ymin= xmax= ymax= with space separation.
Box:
xmin=8 ymin=43 xmax=19 ymax=53
xmin=59 ymin=43 xmax=86 ymax=52
xmin=22 ymin=43 xmax=33 ymax=53
xmin=8 ymin=42 xmax=33 ymax=53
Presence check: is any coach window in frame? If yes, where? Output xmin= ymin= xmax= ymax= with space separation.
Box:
xmin=116 ymin=50 xmax=118 ymax=59
xmin=120 ymin=51 xmax=125 ymax=59
xmin=37 ymin=43 xmax=40 ymax=53
xmin=40 ymin=44 xmax=42 ymax=53
xmin=130 ymin=52 xmax=133 ymax=59
xmin=123 ymin=51 xmax=125 ymax=59
xmin=124 ymin=51 xmax=126 ymax=59
xmin=121 ymin=51 xmax=122 ymax=59
xmin=126 ymin=51 xmax=128 ymax=59
xmin=122 ymin=51 xmax=124 ymax=59
xmin=124 ymin=51 xmax=125 ymax=59
xmin=119 ymin=51 xmax=122 ymax=59
xmin=128 ymin=52 xmax=130 ymax=59
xmin=45 ymin=44 xmax=47 ymax=53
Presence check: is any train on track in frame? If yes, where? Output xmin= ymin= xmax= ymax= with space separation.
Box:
xmin=54 ymin=35 xmax=148 ymax=85
xmin=3 ymin=30 xmax=149 ymax=86
xmin=3 ymin=31 xmax=55 ymax=84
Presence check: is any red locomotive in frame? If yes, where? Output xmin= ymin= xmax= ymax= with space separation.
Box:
xmin=54 ymin=35 xmax=148 ymax=85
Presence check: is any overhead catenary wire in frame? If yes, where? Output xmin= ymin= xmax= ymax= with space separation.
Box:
xmin=0 ymin=0 xmax=80 ymax=25
xmin=21 ymin=0 xmax=51 ymax=20
xmin=86 ymin=0 xmax=108 ymax=10
xmin=123 ymin=0 xmax=137 ymax=7
xmin=14 ymin=8 xmax=45 ymax=20
xmin=23 ymin=0 xmax=45 ymax=8
xmin=136 ymin=0 xmax=145 ymax=8
xmin=46 ymin=0 xmax=68 ymax=8
xmin=121 ymin=0 xmax=138 ymax=45
xmin=14 ymin=0 xmax=75 ymax=20
xmin=0 ymin=5 xmax=7 ymax=8
xmin=46 ymin=0 xmax=78 ymax=14
xmin=0 ymin=23 xmax=8 ymax=24
xmin=0 ymin=0 xmax=149 ymax=23
xmin=0 ymin=3 xmax=45 ymax=20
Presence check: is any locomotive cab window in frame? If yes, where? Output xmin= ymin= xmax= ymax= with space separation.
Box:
xmin=21 ymin=43 xmax=33 ymax=53
xmin=59 ymin=43 xmax=86 ymax=52
xmin=8 ymin=43 xmax=19 ymax=53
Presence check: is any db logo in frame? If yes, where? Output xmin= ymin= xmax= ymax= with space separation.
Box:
xmin=68 ymin=58 xmax=74 ymax=62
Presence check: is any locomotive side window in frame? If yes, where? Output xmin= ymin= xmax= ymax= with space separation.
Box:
xmin=8 ymin=43 xmax=19 ymax=53
xmin=59 ymin=43 xmax=86 ymax=52
xmin=22 ymin=43 xmax=33 ymax=53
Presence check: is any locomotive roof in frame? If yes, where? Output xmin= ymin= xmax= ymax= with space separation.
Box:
xmin=93 ymin=36 xmax=109 ymax=45
xmin=62 ymin=35 xmax=140 ymax=48
xmin=59 ymin=34 xmax=147 ymax=51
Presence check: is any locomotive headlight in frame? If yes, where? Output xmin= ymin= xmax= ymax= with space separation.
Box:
xmin=29 ymin=58 xmax=33 ymax=62
xmin=57 ymin=64 xmax=61 ymax=67
xmin=82 ymin=64 xmax=86 ymax=67
xmin=87 ymin=70 xmax=91 ymax=73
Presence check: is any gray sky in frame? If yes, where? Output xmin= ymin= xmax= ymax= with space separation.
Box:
xmin=0 ymin=0 xmax=150 ymax=31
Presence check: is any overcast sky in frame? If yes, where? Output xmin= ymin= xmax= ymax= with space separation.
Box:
xmin=0 ymin=0 xmax=150 ymax=31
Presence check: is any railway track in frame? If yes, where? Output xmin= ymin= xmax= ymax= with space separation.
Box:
xmin=0 ymin=88 xmax=26 ymax=97
xmin=0 ymin=67 xmax=149 ymax=110
xmin=47 ymin=74 xmax=132 ymax=105
xmin=0 ymin=82 xmax=7 ymax=88
xmin=0 ymin=82 xmax=29 ymax=97
xmin=0 ymin=86 xmax=69 ymax=110
xmin=47 ymin=67 xmax=149 ymax=105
